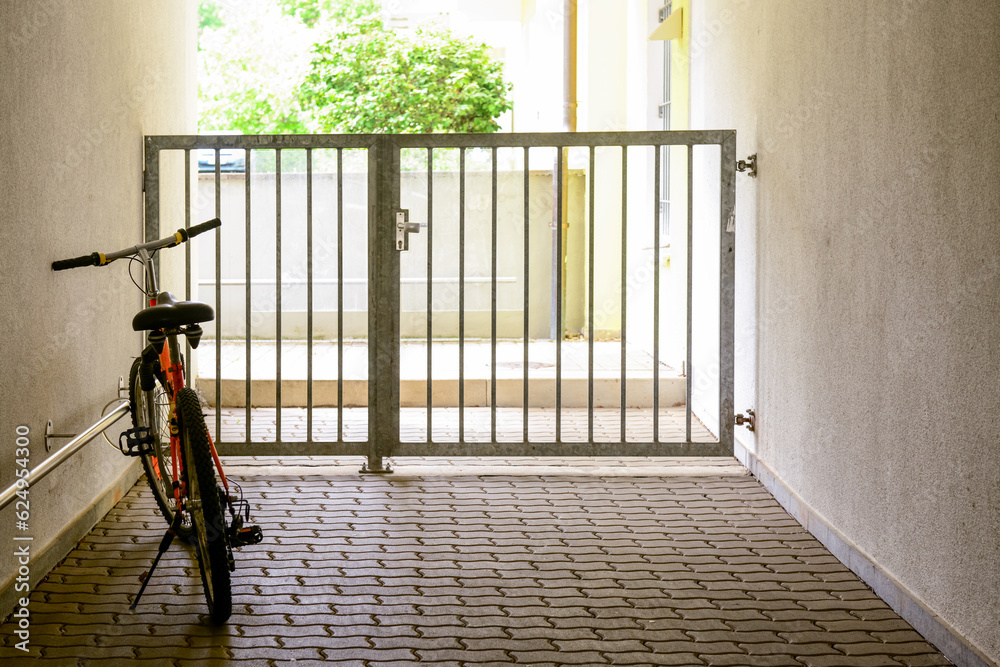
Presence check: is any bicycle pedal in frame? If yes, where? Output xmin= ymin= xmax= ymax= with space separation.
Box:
xmin=232 ymin=525 xmax=263 ymax=548
xmin=118 ymin=427 xmax=154 ymax=457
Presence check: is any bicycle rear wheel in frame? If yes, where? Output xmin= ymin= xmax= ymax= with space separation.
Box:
xmin=129 ymin=357 xmax=175 ymax=525
xmin=176 ymin=387 xmax=232 ymax=625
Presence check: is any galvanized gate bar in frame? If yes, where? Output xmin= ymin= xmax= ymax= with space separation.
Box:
xmin=147 ymin=134 xmax=376 ymax=150
xmin=183 ymin=148 xmax=196 ymax=436
xmin=490 ymin=147 xmax=498 ymax=443
xmin=653 ymin=145 xmax=661 ymax=443
xmin=587 ymin=146 xmax=595 ymax=444
xmin=142 ymin=130 xmax=736 ymax=461
xmin=522 ymin=146 xmax=530 ymax=444
xmin=306 ymin=149 xmax=314 ymax=443
xmin=275 ymin=149 xmax=282 ymax=443
xmin=555 ymin=146 xmax=564 ymax=444
xmin=386 ymin=441 xmax=724 ymax=457
xmin=146 ymin=131 xmax=732 ymax=151
xmin=620 ymin=147 xmax=628 ymax=443
xmin=184 ymin=150 xmax=192 ymax=301
xmin=719 ymin=132 xmax=737 ymax=449
xmin=214 ymin=155 xmax=223 ymax=440
xmin=458 ymin=148 xmax=466 ymax=444
xmin=337 ymin=148 xmax=345 ymax=443
xmin=686 ymin=144 xmax=694 ymax=442
xmin=388 ymin=130 xmax=733 ymax=148
xmin=367 ymin=135 xmax=400 ymax=471
xmin=244 ymin=148 xmax=252 ymax=443
xmin=143 ymin=141 xmax=159 ymax=268
xmin=426 ymin=148 xmax=434 ymax=443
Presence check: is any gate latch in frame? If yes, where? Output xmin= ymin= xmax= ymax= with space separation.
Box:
xmin=395 ymin=209 xmax=422 ymax=251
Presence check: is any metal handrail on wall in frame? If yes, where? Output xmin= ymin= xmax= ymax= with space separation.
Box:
xmin=0 ymin=400 xmax=130 ymax=513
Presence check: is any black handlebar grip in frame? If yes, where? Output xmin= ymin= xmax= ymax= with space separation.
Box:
xmin=52 ymin=252 xmax=101 ymax=271
xmin=179 ymin=218 xmax=222 ymax=241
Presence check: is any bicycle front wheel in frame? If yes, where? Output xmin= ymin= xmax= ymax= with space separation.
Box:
xmin=176 ymin=387 xmax=232 ymax=625
xmin=129 ymin=357 xmax=175 ymax=525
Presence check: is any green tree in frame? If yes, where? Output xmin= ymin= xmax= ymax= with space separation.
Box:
xmin=198 ymin=2 xmax=312 ymax=133
xmin=198 ymin=2 xmax=511 ymax=136
xmin=198 ymin=0 xmax=224 ymax=44
xmin=298 ymin=18 xmax=512 ymax=134
xmin=277 ymin=0 xmax=379 ymax=28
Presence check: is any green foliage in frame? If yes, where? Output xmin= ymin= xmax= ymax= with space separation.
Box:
xmin=298 ymin=18 xmax=512 ymax=134
xmin=198 ymin=2 xmax=312 ymax=134
xmin=277 ymin=0 xmax=379 ymax=27
xmin=198 ymin=0 xmax=224 ymax=47
xmin=198 ymin=1 xmax=511 ymax=136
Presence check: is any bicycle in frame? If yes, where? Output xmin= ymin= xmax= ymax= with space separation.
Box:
xmin=52 ymin=218 xmax=262 ymax=625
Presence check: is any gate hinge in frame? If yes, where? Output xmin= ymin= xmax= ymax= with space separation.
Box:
xmin=736 ymin=154 xmax=757 ymax=177
xmin=735 ymin=409 xmax=756 ymax=432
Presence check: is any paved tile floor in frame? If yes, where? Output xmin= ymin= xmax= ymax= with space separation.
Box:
xmin=1 ymin=458 xmax=951 ymax=666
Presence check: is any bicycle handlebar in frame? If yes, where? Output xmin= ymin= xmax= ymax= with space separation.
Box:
xmin=179 ymin=217 xmax=221 ymax=241
xmin=52 ymin=252 xmax=103 ymax=271
xmin=51 ymin=218 xmax=222 ymax=271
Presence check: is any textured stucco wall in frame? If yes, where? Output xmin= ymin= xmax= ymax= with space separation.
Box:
xmin=0 ymin=1 xmax=195 ymax=618
xmin=690 ymin=0 xmax=1000 ymax=660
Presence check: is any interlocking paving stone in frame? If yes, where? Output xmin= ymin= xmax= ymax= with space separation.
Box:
xmin=206 ymin=405 xmax=716 ymax=444
xmin=702 ymin=656 xmax=802 ymax=667
xmin=0 ymin=459 xmax=954 ymax=666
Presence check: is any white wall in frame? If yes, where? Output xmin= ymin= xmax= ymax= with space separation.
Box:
xmin=0 ymin=0 xmax=196 ymax=620
xmin=514 ymin=0 xmax=567 ymax=132
xmin=691 ymin=0 xmax=1000 ymax=661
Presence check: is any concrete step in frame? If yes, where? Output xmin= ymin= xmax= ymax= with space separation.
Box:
xmin=197 ymin=376 xmax=686 ymax=408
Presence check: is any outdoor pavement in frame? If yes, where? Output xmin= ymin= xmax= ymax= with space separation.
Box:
xmin=204 ymin=407 xmax=716 ymax=444
xmin=0 ymin=456 xmax=952 ymax=666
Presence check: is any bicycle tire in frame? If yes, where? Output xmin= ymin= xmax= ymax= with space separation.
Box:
xmin=129 ymin=357 xmax=176 ymax=526
xmin=176 ymin=387 xmax=232 ymax=625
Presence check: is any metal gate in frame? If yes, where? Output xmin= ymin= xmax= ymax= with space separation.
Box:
xmin=143 ymin=131 xmax=735 ymax=470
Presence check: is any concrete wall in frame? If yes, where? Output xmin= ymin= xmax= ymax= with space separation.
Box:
xmin=690 ymin=0 xmax=1000 ymax=661
xmin=192 ymin=169 xmax=583 ymax=340
xmin=0 ymin=1 xmax=195 ymax=621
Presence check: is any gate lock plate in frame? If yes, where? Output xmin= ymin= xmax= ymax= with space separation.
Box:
xmin=395 ymin=209 xmax=422 ymax=251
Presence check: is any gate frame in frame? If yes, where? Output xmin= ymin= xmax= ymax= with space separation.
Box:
xmin=143 ymin=131 xmax=736 ymax=469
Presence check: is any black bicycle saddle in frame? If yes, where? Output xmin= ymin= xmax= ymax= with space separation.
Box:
xmin=132 ymin=291 xmax=215 ymax=331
